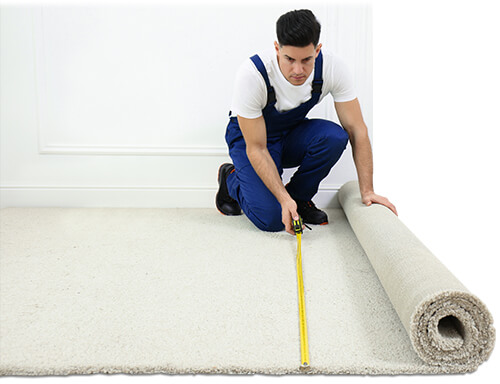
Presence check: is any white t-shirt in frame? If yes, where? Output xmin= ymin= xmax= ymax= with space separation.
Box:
xmin=229 ymin=47 xmax=357 ymax=119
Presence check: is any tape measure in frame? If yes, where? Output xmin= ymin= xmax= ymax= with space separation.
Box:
xmin=293 ymin=216 xmax=311 ymax=371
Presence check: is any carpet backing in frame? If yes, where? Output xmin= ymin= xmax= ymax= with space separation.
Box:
xmin=0 ymin=180 xmax=495 ymax=375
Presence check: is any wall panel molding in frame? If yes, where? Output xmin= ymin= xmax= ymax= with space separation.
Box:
xmin=31 ymin=6 xmax=232 ymax=156
xmin=39 ymin=144 xmax=228 ymax=156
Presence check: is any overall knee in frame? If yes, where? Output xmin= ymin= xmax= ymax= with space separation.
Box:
xmin=322 ymin=122 xmax=349 ymax=154
xmin=251 ymin=203 xmax=284 ymax=232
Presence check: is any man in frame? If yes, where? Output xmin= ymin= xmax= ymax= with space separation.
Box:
xmin=216 ymin=9 xmax=397 ymax=235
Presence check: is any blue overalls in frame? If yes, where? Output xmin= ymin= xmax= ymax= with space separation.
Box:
xmin=225 ymin=49 xmax=349 ymax=232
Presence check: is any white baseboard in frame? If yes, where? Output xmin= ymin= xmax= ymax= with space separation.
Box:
xmin=0 ymin=186 xmax=341 ymax=209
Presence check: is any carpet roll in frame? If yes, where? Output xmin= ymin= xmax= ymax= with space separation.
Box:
xmin=337 ymin=180 xmax=495 ymax=369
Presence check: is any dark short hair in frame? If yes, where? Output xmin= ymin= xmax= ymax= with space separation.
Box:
xmin=276 ymin=9 xmax=321 ymax=48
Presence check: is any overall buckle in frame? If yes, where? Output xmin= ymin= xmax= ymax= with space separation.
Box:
xmin=267 ymin=87 xmax=277 ymax=106
xmin=312 ymin=80 xmax=323 ymax=93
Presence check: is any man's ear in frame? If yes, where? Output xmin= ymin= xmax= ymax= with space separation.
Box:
xmin=274 ymin=41 xmax=280 ymax=54
xmin=315 ymin=43 xmax=322 ymax=57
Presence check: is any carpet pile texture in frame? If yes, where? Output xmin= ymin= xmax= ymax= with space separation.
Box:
xmin=0 ymin=180 xmax=494 ymax=375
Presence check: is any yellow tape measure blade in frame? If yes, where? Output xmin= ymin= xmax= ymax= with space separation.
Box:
xmin=295 ymin=231 xmax=310 ymax=368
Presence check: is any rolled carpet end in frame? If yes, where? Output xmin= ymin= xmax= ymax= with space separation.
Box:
xmin=411 ymin=290 xmax=495 ymax=367
xmin=338 ymin=180 xmax=495 ymax=369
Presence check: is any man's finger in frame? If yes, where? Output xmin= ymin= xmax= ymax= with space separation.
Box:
xmin=381 ymin=201 xmax=398 ymax=216
xmin=379 ymin=198 xmax=398 ymax=216
xmin=390 ymin=204 xmax=398 ymax=216
xmin=284 ymin=219 xmax=294 ymax=235
xmin=365 ymin=194 xmax=398 ymax=216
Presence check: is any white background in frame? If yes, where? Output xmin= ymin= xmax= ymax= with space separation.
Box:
xmin=0 ymin=0 xmax=371 ymax=208
xmin=1 ymin=0 xmax=499 ymax=383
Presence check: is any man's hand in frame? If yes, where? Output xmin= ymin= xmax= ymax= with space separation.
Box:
xmin=361 ymin=191 xmax=398 ymax=216
xmin=281 ymin=198 xmax=300 ymax=235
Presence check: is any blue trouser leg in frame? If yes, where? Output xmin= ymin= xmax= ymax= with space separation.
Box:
xmin=226 ymin=138 xmax=285 ymax=232
xmin=282 ymin=118 xmax=349 ymax=201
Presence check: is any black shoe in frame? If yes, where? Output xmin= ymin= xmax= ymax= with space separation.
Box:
xmin=295 ymin=199 xmax=328 ymax=225
xmin=216 ymin=163 xmax=242 ymax=216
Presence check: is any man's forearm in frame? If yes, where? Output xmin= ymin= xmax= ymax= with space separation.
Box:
xmin=351 ymin=131 xmax=374 ymax=195
xmin=247 ymin=148 xmax=290 ymax=204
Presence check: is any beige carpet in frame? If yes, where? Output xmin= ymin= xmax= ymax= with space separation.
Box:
xmin=0 ymin=180 xmax=495 ymax=375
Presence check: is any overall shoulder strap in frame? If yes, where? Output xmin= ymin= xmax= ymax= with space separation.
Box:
xmin=249 ymin=54 xmax=276 ymax=106
xmin=312 ymin=50 xmax=323 ymax=95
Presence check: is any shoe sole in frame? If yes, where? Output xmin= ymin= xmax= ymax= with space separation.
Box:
xmin=216 ymin=164 xmax=240 ymax=216
xmin=216 ymin=207 xmax=228 ymax=216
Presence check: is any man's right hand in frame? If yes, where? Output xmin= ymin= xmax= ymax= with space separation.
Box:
xmin=281 ymin=198 xmax=300 ymax=235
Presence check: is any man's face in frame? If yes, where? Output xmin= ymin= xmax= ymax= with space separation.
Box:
xmin=274 ymin=41 xmax=322 ymax=86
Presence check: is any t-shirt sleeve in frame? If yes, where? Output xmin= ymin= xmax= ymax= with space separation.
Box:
xmin=230 ymin=61 xmax=267 ymax=119
xmin=330 ymin=55 xmax=357 ymax=102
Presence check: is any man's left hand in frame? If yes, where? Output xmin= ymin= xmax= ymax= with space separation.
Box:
xmin=361 ymin=191 xmax=398 ymax=216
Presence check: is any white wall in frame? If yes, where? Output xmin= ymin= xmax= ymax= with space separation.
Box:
xmin=0 ymin=2 xmax=372 ymax=208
